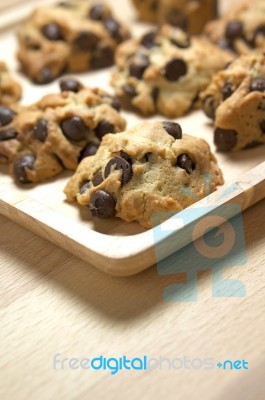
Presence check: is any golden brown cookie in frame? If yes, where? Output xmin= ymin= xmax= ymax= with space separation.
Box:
xmin=132 ymin=0 xmax=218 ymax=35
xmin=0 ymin=80 xmax=126 ymax=183
xmin=17 ymin=1 xmax=130 ymax=84
xmin=205 ymin=0 xmax=265 ymax=55
xmin=111 ymin=25 xmax=233 ymax=118
xmin=64 ymin=121 xmax=224 ymax=228
xmin=201 ymin=54 xmax=265 ymax=151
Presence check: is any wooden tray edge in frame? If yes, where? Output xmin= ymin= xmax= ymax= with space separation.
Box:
xmin=1 ymin=162 xmax=264 ymax=276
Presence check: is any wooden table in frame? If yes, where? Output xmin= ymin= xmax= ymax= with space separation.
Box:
xmin=0 ymin=200 xmax=264 ymax=400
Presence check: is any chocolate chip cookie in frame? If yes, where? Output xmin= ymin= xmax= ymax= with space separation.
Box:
xmin=64 ymin=121 xmax=224 ymax=228
xmin=201 ymin=54 xmax=265 ymax=151
xmin=0 ymin=62 xmax=22 ymax=106
xmin=132 ymin=0 xmax=218 ymax=35
xmin=0 ymin=81 xmax=126 ymax=183
xmin=205 ymin=0 xmax=265 ymax=55
xmin=17 ymin=1 xmax=130 ymax=84
xmin=111 ymin=24 xmax=233 ymax=118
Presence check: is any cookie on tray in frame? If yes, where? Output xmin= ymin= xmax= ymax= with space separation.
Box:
xmin=205 ymin=0 xmax=265 ymax=55
xmin=132 ymin=0 xmax=218 ymax=35
xmin=64 ymin=121 xmax=224 ymax=228
xmin=0 ymin=80 xmax=126 ymax=183
xmin=201 ymin=54 xmax=265 ymax=151
xmin=0 ymin=62 xmax=22 ymax=106
xmin=110 ymin=24 xmax=233 ymax=118
xmin=17 ymin=1 xmax=130 ymax=84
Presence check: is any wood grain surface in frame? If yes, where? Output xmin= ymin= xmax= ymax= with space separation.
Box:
xmin=0 ymin=0 xmax=265 ymax=399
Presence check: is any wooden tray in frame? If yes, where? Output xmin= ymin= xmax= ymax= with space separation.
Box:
xmin=0 ymin=0 xmax=265 ymax=276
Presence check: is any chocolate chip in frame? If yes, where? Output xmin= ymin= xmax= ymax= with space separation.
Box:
xmin=152 ymin=87 xmax=159 ymax=104
xmin=123 ymin=84 xmax=137 ymax=98
xmin=225 ymin=20 xmax=244 ymax=43
xmin=222 ymin=82 xmax=233 ymax=100
xmin=95 ymin=120 xmax=115 ymax=140
xmin=104 ymin=18 xmax=121 ymax=41
xmin=60 ymin=78 xmax=81 ymax=93
xmin=120 ymin=150 xmax=132 ymax=164
xmin=13 ymin=154 xmax=35 ymax=184
xmin=61 ymin=116 xmax=87 ymax=141
xmin=176 ymin=154 xmax=194 ymax=174
xmin=141 ymin=31 xmax=157 ymax=49
xmin=91 ymin=46 xmax=114 ymax=69
xmin=89 ymin=3 xmax=105 ymax=20
xmin=92 ymin=170 xmax=104 ymax=186
xmin=74 ymin=31 xmax=99 ymax=51
xmin=214 ymin=127 xmax=237 ymax=151
xmin=38 ymin=67 xmax=54 ymax=84
xmin=111 ymin=96 xmax=121 ymax=111
xmin=250 ymin=77 xmax=265 ymax=92
xmin=129 ymin=54 xmax=150 ymax=79
xmin=79 ymin=141 xmax=99 ymax=161
xmin=104 ymin=156 xmax=133 ymax=185
xmin=163 ymin=58 xmax=187 ymax=81
xmin=202 ymin=95 xmax=216 ymax=120
xmin=163 ymin=121 xmax=182 ymax=139
xmin=80 ymin=180 xmax=91 ymax=194
xmin=33 ymin=118 xmax=48 ymax=142
xmin=0 ymin=127 xmax=17 ymax=141
xmin=260 ymin=120 xmax=265 ymax=133
xmin=90 ymin=190 xmax=116 ymax=218
xmin=41 ymin=23 xmax=64 ymax=41
xmin=0 ymin=106 xmax=15 ymax=127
